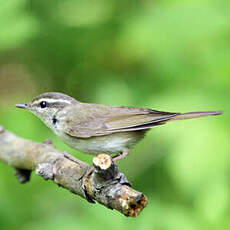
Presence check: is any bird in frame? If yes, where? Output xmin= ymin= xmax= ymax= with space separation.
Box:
xmin=15 ymin=92 xmax=223 ymax=160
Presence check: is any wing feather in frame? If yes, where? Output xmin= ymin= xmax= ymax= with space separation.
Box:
xmin=58 ymin=103 xmax=178 ymax=138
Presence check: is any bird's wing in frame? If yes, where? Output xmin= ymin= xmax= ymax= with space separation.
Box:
xmin=58 ymin=103 xmax=179 ymax=138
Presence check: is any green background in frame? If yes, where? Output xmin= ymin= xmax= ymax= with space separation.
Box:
xmin=0 ymin=0 xmax=229 ymax=229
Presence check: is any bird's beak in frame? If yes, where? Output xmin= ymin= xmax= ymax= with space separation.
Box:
xmin=15 ymin=103 xmax=29 ymax=109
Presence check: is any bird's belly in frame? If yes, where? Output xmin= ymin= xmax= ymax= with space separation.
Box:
xmin=58 ymin=131 xmax=145 ymax=155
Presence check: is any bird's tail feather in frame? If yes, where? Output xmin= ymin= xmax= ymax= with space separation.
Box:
xmin=170 ymin=110 xmax=223 ymax=121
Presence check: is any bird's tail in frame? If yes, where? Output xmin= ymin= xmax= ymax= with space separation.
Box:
xmin=170 ymin=110 xmax=223 ymax=121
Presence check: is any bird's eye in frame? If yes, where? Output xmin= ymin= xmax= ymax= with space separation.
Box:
xmin=40 ymin=101 xmax=47 ymax=108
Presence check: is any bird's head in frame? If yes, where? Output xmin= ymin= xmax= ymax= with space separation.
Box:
xmin=15 ymin=92 xmax=77 ymax=127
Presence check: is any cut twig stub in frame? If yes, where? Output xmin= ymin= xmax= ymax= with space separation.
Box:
xmin=92 ymin=154 xmax=120 ymax=180
xmin=14 ymin=168 xmax=31 ymax=184
xmin=93 ymin=154 xmax=112 ymax=170
xmin=36 ymin=163 xmax=54 ymax=180
xmin=83 ymin=154 xmax=148 ymax=217
xmin=113 ymin=185 xmax=148 ymax=217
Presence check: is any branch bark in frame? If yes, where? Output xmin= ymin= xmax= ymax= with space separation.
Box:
xmin=0 ymin=125 xmax=147 ymax=217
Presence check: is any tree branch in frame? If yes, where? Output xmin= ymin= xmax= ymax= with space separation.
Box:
xmin=0 ymin=125 xmax=147 ymax=217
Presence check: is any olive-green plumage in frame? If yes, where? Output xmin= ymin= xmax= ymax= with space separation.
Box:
xmin=15 ymin=92 xmax=223 ymax=160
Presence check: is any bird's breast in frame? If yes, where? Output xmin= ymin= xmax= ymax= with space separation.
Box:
xmin=55 ymin=130 xmax=146 ymax=155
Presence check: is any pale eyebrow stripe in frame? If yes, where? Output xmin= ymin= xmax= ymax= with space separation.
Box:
xmin=33 ymin=98 xmax=72 ymax=105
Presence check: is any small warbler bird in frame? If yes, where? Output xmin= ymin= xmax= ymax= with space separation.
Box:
xmin=16 ymin=92 xmax=222 ymax=160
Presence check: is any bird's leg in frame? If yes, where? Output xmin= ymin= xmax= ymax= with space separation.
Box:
xmin=43 ymin=139 xmax=52 ymax=145
xmin=112 ymin=149 xmax=130 ymax=161
xmin=62 ymin=152 xmax=80 ymax=164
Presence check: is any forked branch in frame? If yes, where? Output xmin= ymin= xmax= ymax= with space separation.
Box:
xmin=0 ymin=125 xmax=147 ymax=217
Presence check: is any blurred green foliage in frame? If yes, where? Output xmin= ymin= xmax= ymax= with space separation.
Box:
xmin=0 ymin=0 xmax=229 ymax=229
